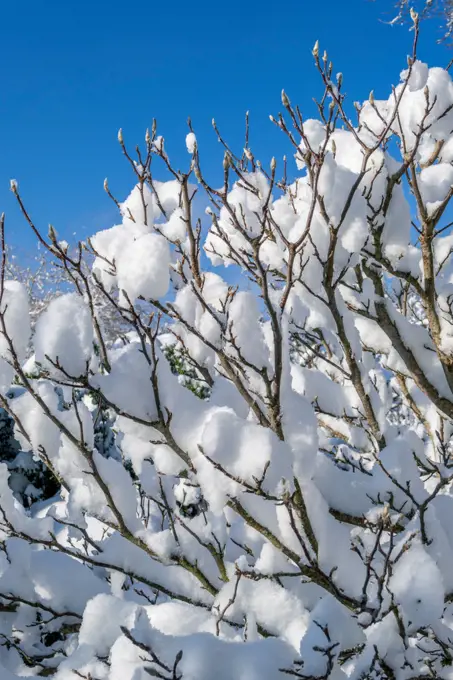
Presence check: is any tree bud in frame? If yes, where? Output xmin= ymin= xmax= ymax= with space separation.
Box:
xmin=48 ymin=224 xmax=57 ymax=242
xmin=281 ymin=90 xmax=290 ymax=108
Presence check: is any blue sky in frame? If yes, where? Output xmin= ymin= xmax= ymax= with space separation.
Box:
xmin=1 ymin=0 xmax=451 ymax=252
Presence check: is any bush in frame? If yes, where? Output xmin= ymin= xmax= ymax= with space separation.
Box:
xmin=1 ymin=25 xmax=453 ymax=678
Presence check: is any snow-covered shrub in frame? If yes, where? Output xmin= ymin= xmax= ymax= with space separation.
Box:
xmin=3 ymin=27 xmax=453 ymax=678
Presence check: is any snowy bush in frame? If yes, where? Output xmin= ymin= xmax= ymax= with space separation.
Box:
xmin=3 ymin=24 xmax=453 ymax=678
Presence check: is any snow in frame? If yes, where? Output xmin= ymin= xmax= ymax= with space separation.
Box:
xmin=213 ymin=576 xmax=309 ymax=649
xmin=79 ymin=594 xmax=137 ymax=656
xmin=195 ymin=406 xmax=293 ymax=513
xmin=186 ymin=132 xmax=197 ymax=153
xmin=419 ymin=163 xmax=453 ymax=214
xmin=227 ymin=291 xmax=270 ymax=368
xmin=401 ymin=59 xmax=429 ymax=92
xmin=160 ymin=206 xmax=187 ymax=242
xmin=389 ymin=542 xmax=444 ymax=632
xmin=300 ymin=595 xmax=364 ymax=676
xmin=292 ymin=363 xmax=361 ymax=418
xmin=108 ymin=612 xmax=292 ymax=680
xmin=34 ymin=293 xmax=94 ymax=377
xmin=0 ymin=281 xmax=31 ymax=391
xmin=153 ymin=179 xmax=185 ymax=216
xmin=0 ymin=540 xmax=108 ymax=615
xmin=120 ymin=184 xmax=155 ymax=226
xmin=0 ymin=281 xmax=31 ymax=363
xmin=93 ymin=342 xmax=158 ymax=422
xmin=91 ymin=229 xmax=127 ymax=290
xmin=10 ymin=381 xmax=62 ymax=458
xmin=116 ymin=232 xmax=170 ymax=303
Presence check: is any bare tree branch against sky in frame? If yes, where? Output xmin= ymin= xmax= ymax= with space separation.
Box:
xmin=376 ymin=0 xmax=453 ymax=40
xmin=0 ymin=0 xmax=451 ymax=251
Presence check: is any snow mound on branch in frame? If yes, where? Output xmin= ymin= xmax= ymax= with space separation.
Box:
xmin=419 ymin=163 xmax=453 ymax=214
xmin=0 ymin=281 xmax=30 ymax=362
xmin=228 ymin=291 xmax=270 ymax=368
xmin=389 ymin=542 xmax=444 ymax=632
xmin=195 ymin=407 xmax=293 ymax=513
xmin=300 ymin=595 xmax=365 ymax=676
xmin=401 ymin=59 xmax=429 ymax=92
xmin=34 ymin=293 xmax=94 ymax=378
xmin=0 ymin=540 xmax=108 ymax=615
xmin=186 ymin=132 xmax=197 ymax=153
xmin=10 ymin=382 xmax=61 ymax=457
xmin=91 ymin=222 xmax=133 ymax=291
xmin=120 ymin=183 xmax=155 ymax=226
xmin=160 ymin=206 xmax=187 ymax=242
xmin=0 ymin=281 xmax=30 ymax=390
xmin=93 ymin=342 xmax=158 ymax=422
xmin=171 ymin=273 xmax=229 ymax=366
xmin=116 ymin=232 xmax=170 ymax=303
xmin=108 ymin=604 xmax=292 ymax=680
xmin=78 ymin=594 xmax=137 ymax=656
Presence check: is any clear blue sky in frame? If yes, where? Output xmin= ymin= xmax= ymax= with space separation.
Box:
xmin=0 ymin=0 xmax=450 ymax=251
